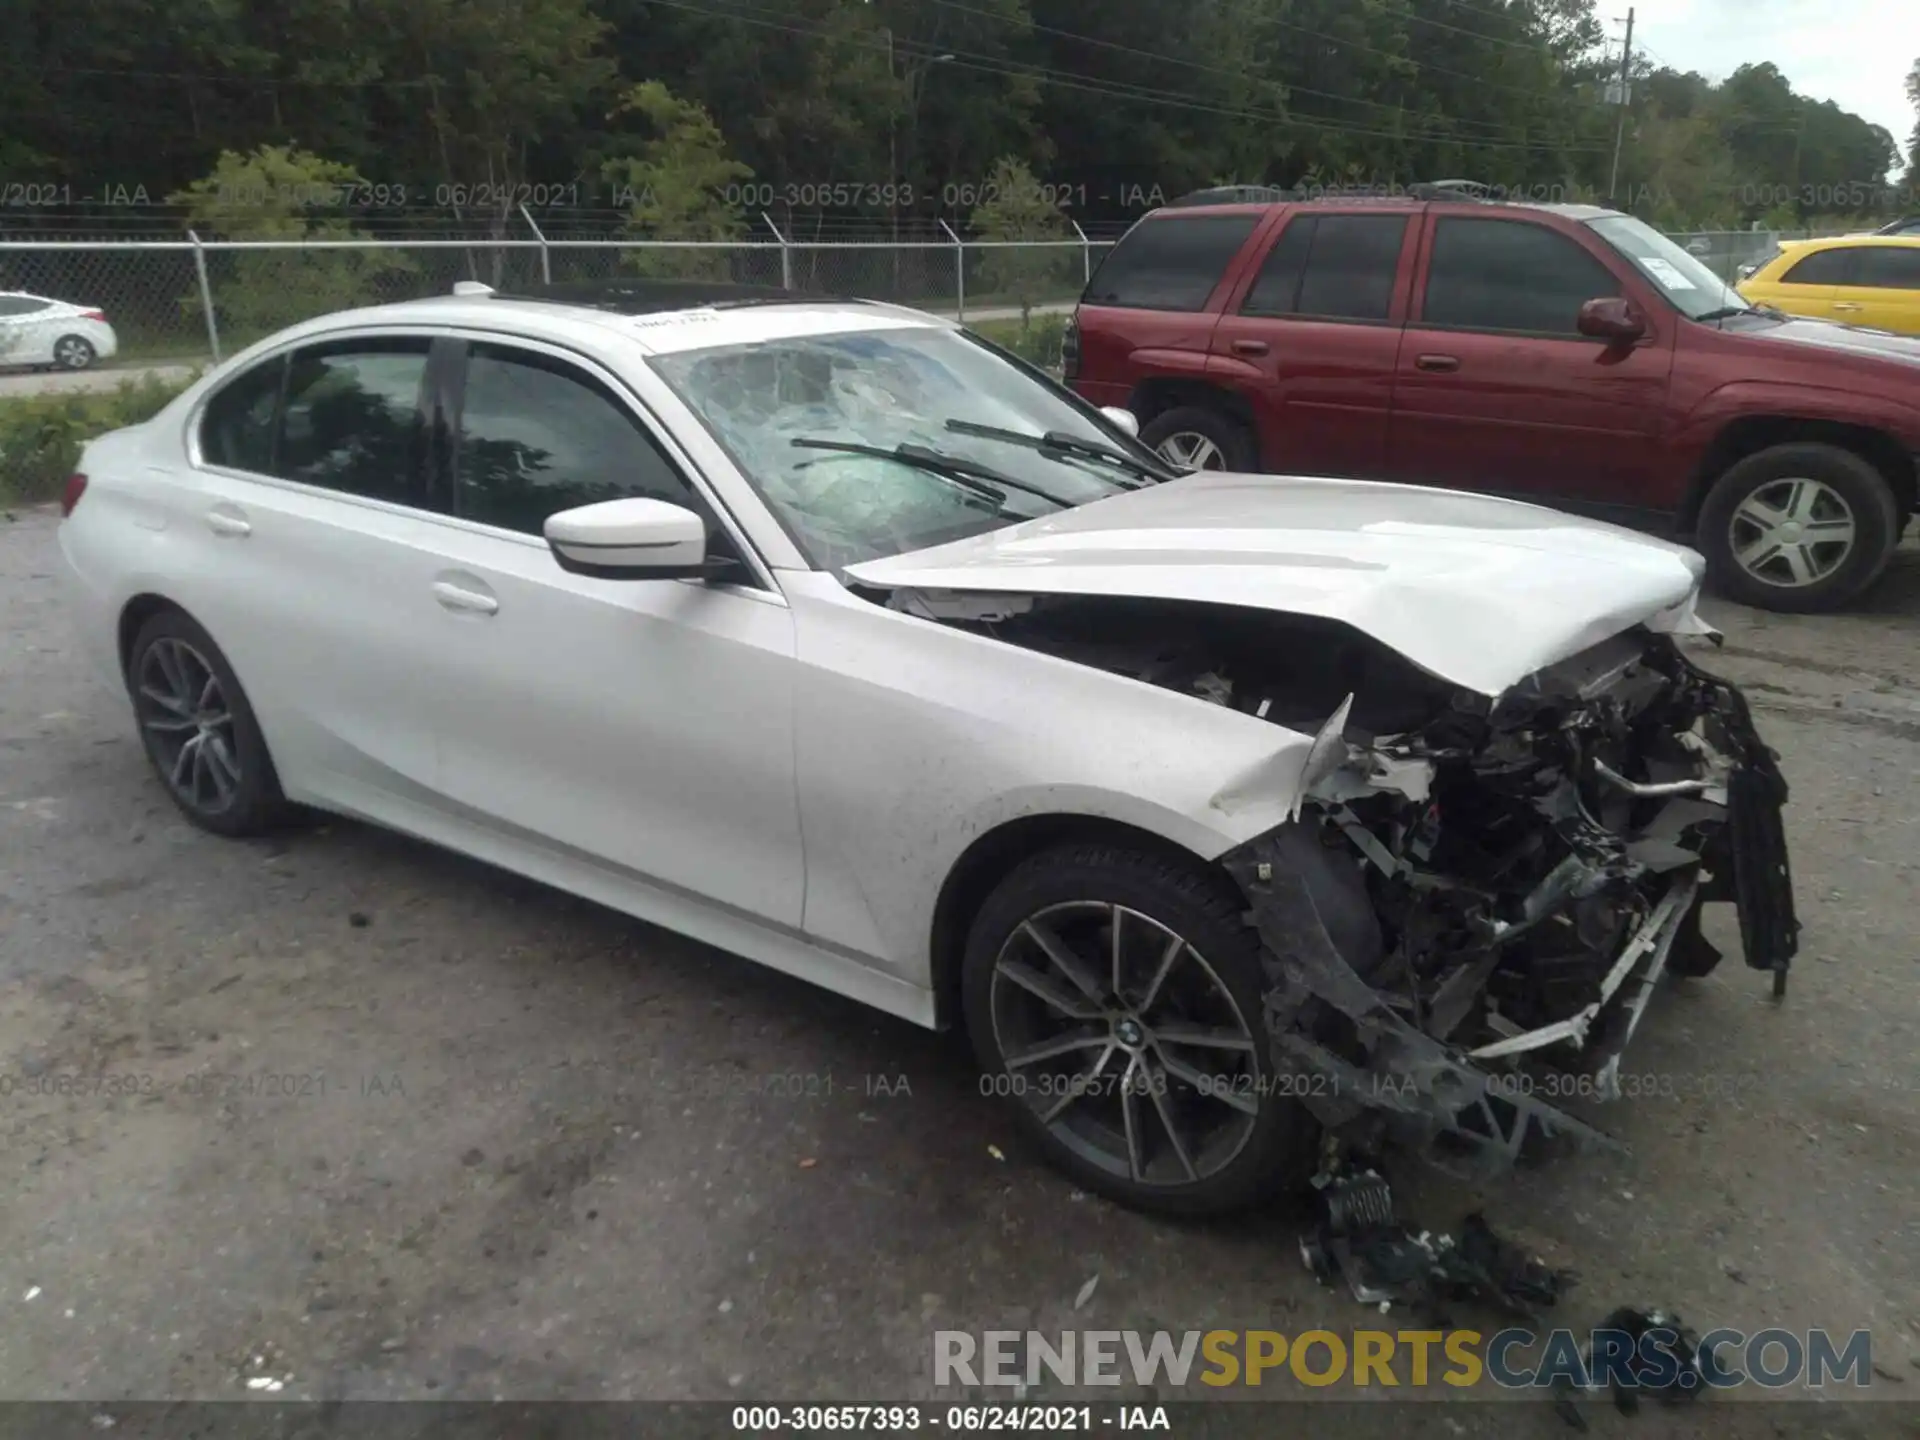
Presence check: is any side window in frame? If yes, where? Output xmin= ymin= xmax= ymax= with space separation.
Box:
xmin=0 ymin=296 xmax=51 ymax=316
xmin=1242 ymin=215 xmax=1406 ymax=321
xmin=275 ymin=338 xmax=430 ymax=504
xmin=1422 ymin=218 xmax=1621 ymax=336
xmin=453 ymin=344 xmax=701 ymax=536
xmin=1083 ymin=214 xmax=1261 ymax=310
xmin=1780 ymin=248 xmax=1856 ymax=286
xmin=199 ymin=354 xmax=285 ymax=473
xmin=1849 ymin=246 xmax=1920 ymax=290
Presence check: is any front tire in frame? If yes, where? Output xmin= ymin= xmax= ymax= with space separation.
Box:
xmin=1697 ymin=442 xmax=1899 ymax=612
xmin=961 ymin=843 xmax=1318 ymax=1216
xmin=125 ymin=609 xmax=285 ymax=836
xmin=1139 ymin=405 xmax=1256 ymax=474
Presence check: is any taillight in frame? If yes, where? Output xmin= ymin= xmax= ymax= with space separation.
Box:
xmin=80 ymin=309 xmax=106 ymax=322
xmin=61 ymin=473 xmax=88 ymax=517
xmin=1062 ymin=314 xmax=1081 ymax=380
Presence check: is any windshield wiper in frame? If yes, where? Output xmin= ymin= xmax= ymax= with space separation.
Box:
xmin=1694 ymin=305 xmax=1761 ymax=323
xmin=789 ymin=438 xmax=1073 ymax=509
xmin=942 ymin=418 xmax=1176 ymax=486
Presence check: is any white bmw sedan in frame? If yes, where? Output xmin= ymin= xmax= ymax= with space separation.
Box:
xmin=59 ymin=283 xmax=1798 ymax=1214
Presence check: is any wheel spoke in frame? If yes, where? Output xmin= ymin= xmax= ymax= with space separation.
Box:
xmin=1138 ymin=932 xmax=1186 ymax=1013
xmin=1020 ymin=919 xmax=1107 ymax=1007
xmin=1190 ymin=438 xmax=1221 ymax=470
xmin=1735 ymin=536 xmax=1784 ymax=570
xmin=1781 ymin=544 xmax=1816 ymax=586
xmin=1155 ymin=1045 xmax=1259 ymax=1114
xmin=1118 ymin=1055 xmax=1148 ymax=1181
xmin=1154 ymin=1023 xmax=1256 ymax=1053
xmin=152 ymin=644 xmax=190 ymax=704
xmin=1037 ymin=1042 xmax=1117 ymax=1123
xmin=1109 ymin=906 xmax=1127 ymax=997
xmin=141 ymin=713 xmax=198 ymax=735
xmin=1005 ymin=1029 xmax=1108 ymax=1069
xmin=197 ymin=674 xmax=222 ymax=712
xmin=996 ymin=959 xmax=1102 ymax=1021
xmin=170 ymin=732 xmax=203 ymax=788
xmin=1145 ymin=1066 xmax=1200 ymax=1182
xmin=203 ymin=734 xmax=240 ymax=800
xmin=1784 ymin=479 xmax=1822 ymax=522
xmin=139 ymin=684 xmax=191 ymax=717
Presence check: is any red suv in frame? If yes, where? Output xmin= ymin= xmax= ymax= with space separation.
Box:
xmin=1067 ymin=196 xmax=1920 ymax=612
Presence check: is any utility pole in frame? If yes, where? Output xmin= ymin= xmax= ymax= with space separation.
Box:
xmin=1608 ymin=7 xmax=1635 ymax=201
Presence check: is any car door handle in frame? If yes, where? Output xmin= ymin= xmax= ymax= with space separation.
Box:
xmin=1414 ymin=353 xmax=1461 ymax=373
xmin=1230 ymin=338 xmax=1270 ymax=356
xmin=431 ymin=579 xmax=499 ymax=616
xmin=1831 ymin=302 xmax=1863 ymax=312
xmin=205 ymin=507 xmax=251 ymax=538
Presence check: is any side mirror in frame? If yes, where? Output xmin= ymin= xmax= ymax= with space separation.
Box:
xmin=545 ymin=497 xmax=719 ymax=580
xmin=1577 ymin=296 xmax=1646 ymax=343
xmin=1098 ymin=406 xmax=1140 ymax=439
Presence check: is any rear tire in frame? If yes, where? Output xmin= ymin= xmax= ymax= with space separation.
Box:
xmin=53 ymin=335 xmax=97 ymax=370
xmin=1697 ymin=442 xmax=1899 ymax=612
xmin=1139 ymin=405 xmax=1257 ymax=474
xmin=125 ymin=609 xmax=286 ymax=837
xmin=961 ymin=843 xmax=1318 ymax=1216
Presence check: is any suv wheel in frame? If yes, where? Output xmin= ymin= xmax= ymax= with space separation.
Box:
xmin=1139 ymin=406 xmax=1255 ymax=473
xmin=1697 ymin=442 xmax=1899 ymax=612
xmin=961 ymin=843 xmax=1318 ymax=1216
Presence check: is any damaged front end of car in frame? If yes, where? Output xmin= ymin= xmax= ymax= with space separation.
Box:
xmin=1218 ymin=630 xmax=1800 ymax=1178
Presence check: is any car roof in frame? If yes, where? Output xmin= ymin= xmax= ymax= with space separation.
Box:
xmin=1135 ymin=198 xmax=1621 ymax=223
xmin=236 ymin=291 xmax=955 ymax=359
xmin=1784 ymin=233 xmax=1920 ymax=251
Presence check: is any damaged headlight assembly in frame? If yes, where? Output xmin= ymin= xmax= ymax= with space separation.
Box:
xmin=1220 ymin=631 xmax=1800 ymax=1178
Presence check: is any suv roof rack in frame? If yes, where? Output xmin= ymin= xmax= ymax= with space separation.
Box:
xmin=1163 ymin=179 xmax=1499 ymax=208
xmin=495 ymin=278 xmax=851 ymax=315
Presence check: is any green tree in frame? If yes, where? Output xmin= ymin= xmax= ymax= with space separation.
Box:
xmin=601 ymin=82 xmax=753 ymax=280
xmin=1906 ymin=57 xmax=1920 ymax=181
xmin=170 ymin=145 xmax=414 ymax=340
xmin=970 ymin=156 xmax=1073 ymax=325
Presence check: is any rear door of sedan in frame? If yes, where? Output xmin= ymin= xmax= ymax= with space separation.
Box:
xmin=408 ymin=333 xmax=806 ymax=925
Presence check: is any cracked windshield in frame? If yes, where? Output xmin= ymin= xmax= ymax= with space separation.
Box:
xmin=652 ymin=327 xmax=1140 ymax=568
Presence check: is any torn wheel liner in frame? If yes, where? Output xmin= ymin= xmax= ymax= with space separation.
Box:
xmin=1220 ymin=632 xmax=1799 ymax=1177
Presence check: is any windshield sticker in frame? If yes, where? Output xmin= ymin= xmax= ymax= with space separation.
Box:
xmin=1642 ymin=257 xmax=1696 ymax=290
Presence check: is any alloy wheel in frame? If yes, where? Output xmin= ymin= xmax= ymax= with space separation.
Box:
xmin=1155 ymin=431 xmax=1225 ymax=471
xmin=988 ymin=901 xmax=1261 ymax=1187
xmin=134 ymin=638 xmax=242 ymax=815
xmin=55 ymin=337 xmax=94 ymax=369
xmin=1728 ymin=477 xmax=1856 ymax=589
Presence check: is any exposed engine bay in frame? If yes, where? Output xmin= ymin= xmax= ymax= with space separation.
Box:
xmin=891 ymin=589 xmax=1801 ymax=1174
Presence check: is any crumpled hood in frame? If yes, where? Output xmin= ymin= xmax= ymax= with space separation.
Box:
xmin=844 ymin=472 xmax=1708 ymax=696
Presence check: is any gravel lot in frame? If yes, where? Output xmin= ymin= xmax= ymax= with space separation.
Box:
xmin=0 ymin=505 xmax=1914 ymax=1436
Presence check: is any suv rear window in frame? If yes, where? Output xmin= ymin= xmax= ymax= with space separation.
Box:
xmin=1241 ymin=215 xmax=1407 ymax=321
xmin=1083 ymin=214 xmax=1260 ymax=311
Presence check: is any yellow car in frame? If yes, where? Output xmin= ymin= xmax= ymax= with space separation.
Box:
xmin=1736 ymin=235 xmax=1920 ymax=333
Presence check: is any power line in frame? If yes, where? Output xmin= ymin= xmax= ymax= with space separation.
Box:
xmin=668 ymin=0 xmax=1609 ymax=153
xmin=913 ymin=0 xmax=1530 ymax=141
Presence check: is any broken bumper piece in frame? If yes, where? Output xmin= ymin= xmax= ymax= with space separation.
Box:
xmin=1221 ymin=634 xmax=1799 ymax=1178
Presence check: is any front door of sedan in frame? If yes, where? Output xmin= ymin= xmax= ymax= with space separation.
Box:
xmin=412 ymin=337 xmax=805 ymax=925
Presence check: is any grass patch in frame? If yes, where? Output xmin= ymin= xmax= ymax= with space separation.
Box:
xmin=967 ymin=312 xmax=1067 ymax=370
xmin=0 ymin=371 xmax=199 ymax=505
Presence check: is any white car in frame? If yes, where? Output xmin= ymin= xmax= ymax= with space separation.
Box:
xmin=0 ymin=290 xmax=119 ymax=369
xmin=57 ymin=284 xmax=1799 ymax=1213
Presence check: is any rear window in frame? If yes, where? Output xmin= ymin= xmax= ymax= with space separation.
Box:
xmin=1082 ymin=214 xmax=1261 ymax=311
xmin=1851 ymin=245 xmax=1920 ymax=290
xmin=1780 ymin=248 xmax=1856 ymax=286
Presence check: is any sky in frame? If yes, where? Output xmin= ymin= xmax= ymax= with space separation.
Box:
xmin=1627 ymin=0 xmax=1918 ymax=170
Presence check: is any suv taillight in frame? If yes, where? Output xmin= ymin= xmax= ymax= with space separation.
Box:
xmin=1062 ymin=314 xmax=1080 ymax=380
xmin=61 ymin=473 xmax=88 ymax=517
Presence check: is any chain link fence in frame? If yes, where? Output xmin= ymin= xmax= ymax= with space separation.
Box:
xmin=0 ymin=232 xmax=1119 ymax=368
xmin=1 ymin=224 xmax=1819 ymax=371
